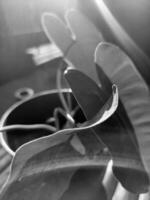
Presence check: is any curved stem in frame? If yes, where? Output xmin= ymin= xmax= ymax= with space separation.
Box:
xmin=54 ymin=107 xmax=75 ymax=131
xmin=56 ymin=66 xmax=70 ymax=113
xmin=0 ymin=124 xmax=56 ymax=133
xmin=56 ymin=40 xmax=76 ymax=116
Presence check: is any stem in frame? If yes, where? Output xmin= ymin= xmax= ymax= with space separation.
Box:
xmin=71 ymin=105 xmax=80 ymax=116
xmin=53 ymin=107 xmax=75 ymax=129
xmin=56 ymin=40 xmax=76 ymax=115
xmin=56 ymin=66 xmax=70 ymax=113
xmin=66 ymin=91 xmax=73 ymax=111
xmin=0 ymin=124 xmax=56 ymax=133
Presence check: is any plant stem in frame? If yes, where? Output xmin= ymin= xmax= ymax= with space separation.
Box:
xmin=56 ymin=40 xmax=76 ymax=116
xmin=0 ymin=124 xmax=56 ymax=133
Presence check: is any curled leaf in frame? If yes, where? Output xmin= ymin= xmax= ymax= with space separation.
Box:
xmin=95 ymin=42 xmax=150 ymax=192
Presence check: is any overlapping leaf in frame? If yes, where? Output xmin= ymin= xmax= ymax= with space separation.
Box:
xmin=94 ymin=42 xmax=150 ymax=192
xmin=65 ymin=68 xmax=149 ymax=193
xmin=0 ymin=87 xmax=118 ymax=200
xmin=42 ymin=10 xmax=103 ymax=81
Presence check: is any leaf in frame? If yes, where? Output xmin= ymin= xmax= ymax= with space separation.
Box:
xmin=64 ymin=68 xmax=108 ymax=119
xmin=94 ymin=42 xmax=150 ymax=192
xmin=0 ymin=88 xmax=117 ymax=200
xmin=65 ymin=10 xmax=103 ymax=81
xmin=42 ymin=13 xmax=73 ymax=54
xmin=42 ymin=10 xmax=103 ymax=81
xmin=65 ymin=68 xmax=149 ymax=193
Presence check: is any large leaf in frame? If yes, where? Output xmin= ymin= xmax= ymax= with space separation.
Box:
xmin=65 ymin=68 xmax=149 ymax=193
xmin=42 ymin=10 xmax=103 ymax=81
xmin=94 ymin=42 xmax=150 ymax=192
xmin=0 ymin=88 xmax=118 ymax=200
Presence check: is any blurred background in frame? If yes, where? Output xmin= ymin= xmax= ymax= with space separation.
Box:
xmin=0 ymin=0 xmax=150 ymax=85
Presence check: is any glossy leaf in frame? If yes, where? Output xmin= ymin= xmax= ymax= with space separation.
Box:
xmin=65 ymin=68 xmax=149 ymax=193
xmin=94 ymin=42 xmax=150 ymax=192
xmin=42 ymin=10 xmax=103 ymax=81
xmin=0 ymin=88 xmax=118 ymax=200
